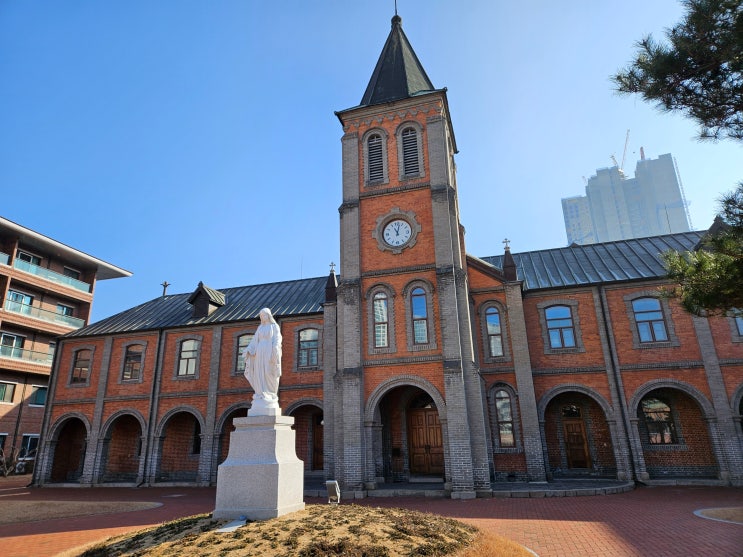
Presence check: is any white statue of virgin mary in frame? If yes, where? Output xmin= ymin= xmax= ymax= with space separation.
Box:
xmin=242 ymin=307 xmax=282 ymax=415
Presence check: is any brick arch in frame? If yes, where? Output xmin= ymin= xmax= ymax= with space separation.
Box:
xmin=628 ymin=379 xmax=715 ymax=418
xmin=155 ymin=405 xmax=205 ymax=437
xmin=537 ymin=384 xmax=615 ymax=422
xmin=214 ymin=402 xmax=251 ymax=435
xmin=48 ymin=412 xmax=91 ymax=441
xmin=100 ymin=409 xmax=146 ymax=438
xmin=285 ymin=398 xmax=323 ymax=415
xmin=364 ymin=375 xmax=446 ymax=423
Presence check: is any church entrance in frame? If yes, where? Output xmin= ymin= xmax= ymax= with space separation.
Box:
xmin=374 ymin=386 xmax=445 ymax=483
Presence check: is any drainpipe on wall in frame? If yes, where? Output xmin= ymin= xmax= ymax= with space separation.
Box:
xmin=598 ymin=286 xmax=638 ymax=480
xmin=139 ymin=327 xmax=165 ymax=487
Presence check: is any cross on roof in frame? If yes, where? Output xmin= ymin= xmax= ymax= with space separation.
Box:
xmin=502 ymin=238 xmax=511 ymax=250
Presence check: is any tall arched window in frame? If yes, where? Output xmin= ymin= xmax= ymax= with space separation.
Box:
xmin=71 ymin=349 xmax=92 ymax=384
xmin=410 ymin=287 xmax=428 ymax=344
xmin=298 ymin=329 xmax=319 ymax=367
xmin=401 ymin=127 xmax=420 ymax=175
xmin=632 ymin=298 xmax=669 ymax=342
xmin=122 ymin=345 xmax=143 ymax=381
xmin=545 ymin=305 xmax=576 ymax=348
xmin=367 ymin=134 xmax=384 ymax=182
xmin=485 ymin=307 xmax=503 ymax=357
xmin=494 ymin=389 xmax=515 ymax=447
xmin=373 ymin=292 xmax=389 ymax=348
xmin=235 ymin=333 xmax=253 ymax=374
xmin=178 ymin=340 xmax=199 ymax=376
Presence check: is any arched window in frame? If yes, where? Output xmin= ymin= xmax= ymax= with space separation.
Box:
xmin=632 ymin=298 xmax=668 ymax=342
xmin=410 ymin=287 xmax=428 ymax=344
xmin=178 ymin=339 xmax=199 ymax=376
xmin=373 ymin=292 xmax=389 ymax=348
xmin=122 ymin=344 xmax=143 ymax=381
xmin=401 ymin=127 xmax=420 ymax=176
xmin=367 ymin=134 xmax=384 ymax=182
xmin=494 ymin=389 xmax=515 ymax=447
xmin=485 ymin=307 xmax=503 ymax=357
xmin=545 ymin=305 xmax=576 ymax=348
xmin=641 ymin=397 xmax=676 ymax=444
xmin=235 ymin=333 xmax=253 ymax=374
xmin=298 ymin=329 xmax=319 ymax=367
xmin=71 ymin=349 xmax=92 ymax=384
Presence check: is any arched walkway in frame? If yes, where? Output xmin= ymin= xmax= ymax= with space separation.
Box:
xmin=49 ymin=417 xmax=88 ymax=483
xmin=98 ymin=413 xmax=144 ymax=483
xmin=155 ymin=410 xmax=203 ymax=482
xmin=286 ymin=402 xmax=324 ymax=471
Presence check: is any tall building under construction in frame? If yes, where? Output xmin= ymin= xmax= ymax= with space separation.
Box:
xmin=562 ymin=152 xmax=691 ymax=245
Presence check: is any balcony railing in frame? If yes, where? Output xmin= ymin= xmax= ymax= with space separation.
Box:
xmin=0 ymin=251 xmax=9 ymax=266
xmin=4 ymin=300 xmax=85 ymax=329
xmin=12 ymin=258 xmax=91 ymax=293
xmin=0 ymin=344 xmax=53 ymax=365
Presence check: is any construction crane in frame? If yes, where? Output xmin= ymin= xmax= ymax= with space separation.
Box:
xmin=610 ymin=129 xmax=630 ymax=176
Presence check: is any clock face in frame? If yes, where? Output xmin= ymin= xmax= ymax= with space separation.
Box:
xmin=383 ymin=219 xmax=412 ymax=247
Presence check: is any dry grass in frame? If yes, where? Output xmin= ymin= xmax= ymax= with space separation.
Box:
xmin=74 ymin=504 xmax=533 ymax=557
xmin=696 ymin=507 xmax=743 ymax=524
xmin=0 ymin=501 xmax=161 ymax=525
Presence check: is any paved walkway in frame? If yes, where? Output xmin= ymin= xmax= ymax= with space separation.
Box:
xmin=0 ymin=475 xmax=740 ymax=557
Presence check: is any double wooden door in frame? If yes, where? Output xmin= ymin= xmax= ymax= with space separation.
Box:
xmin=407 ymin=408 xmax=444 ymax=476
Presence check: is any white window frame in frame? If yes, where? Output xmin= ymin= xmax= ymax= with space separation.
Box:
xmin=19 ymin=434 xmax=39 ymax=460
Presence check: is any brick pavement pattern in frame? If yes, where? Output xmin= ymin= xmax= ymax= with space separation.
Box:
xmin=1 ymin=476 xmax=741 ymax=557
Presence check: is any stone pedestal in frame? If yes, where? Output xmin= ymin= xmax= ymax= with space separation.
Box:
xmin=213 ymin=415 xmax=305 ymax=520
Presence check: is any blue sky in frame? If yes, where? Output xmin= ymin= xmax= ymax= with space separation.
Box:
xmin=2 ymin=1 xmax=741 ymax=323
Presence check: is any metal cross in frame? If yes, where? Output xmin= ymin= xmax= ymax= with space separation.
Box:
xmin=161 ymin=281 xmax=171 ymax=297
xmin=329 ymin=262 xmax=336 ymax=273
xmin=502 ymin=238 xmax=511 ymax=250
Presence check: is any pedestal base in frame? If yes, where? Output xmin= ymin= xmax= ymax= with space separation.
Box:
xmin=213 ymin=415 xmax=305 ymax=520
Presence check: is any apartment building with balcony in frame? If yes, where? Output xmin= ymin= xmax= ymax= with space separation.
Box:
xmin=0 ymin=216 xmax=130 ymax=469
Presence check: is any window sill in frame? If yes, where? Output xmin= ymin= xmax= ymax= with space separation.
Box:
xmin=296 ymin=366 xmax=320 ymax=372
xmin=544 ymin=347 xmax=584 ymax=355
xmin=643 ymin=443 xmax=688 ymax=452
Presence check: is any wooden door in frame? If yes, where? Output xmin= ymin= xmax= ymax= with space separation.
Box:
xmin=408 ymin=409 xmax=444 ymax=476
xmin=563 ymin=419 xmax=591 ymax=469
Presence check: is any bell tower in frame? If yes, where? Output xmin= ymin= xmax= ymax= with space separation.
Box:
xmin=329 ymin=15 xmax=490 ymax=497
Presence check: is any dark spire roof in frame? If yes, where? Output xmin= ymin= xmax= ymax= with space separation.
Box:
xmin=360 ymin=15 xmax=436 ymax=107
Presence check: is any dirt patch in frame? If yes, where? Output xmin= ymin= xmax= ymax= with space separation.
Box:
xmin=74 ymin=504 xmax=532 ymax=557
xmin=696 ymin=507 xmax=743 ymax=524
xmin=0 ymin=501 xmax=162 ymax=525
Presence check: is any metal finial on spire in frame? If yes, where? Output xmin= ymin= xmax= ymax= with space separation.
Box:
xmin=329 ymin=262 xmax=336 ymax=273
xmin=161 ymin=280 xmax=170 ymax=297
xmin=394 ymin=0 xmax=398 ymax=16
xmin=502 ymin=238 xmax=511 ymax=251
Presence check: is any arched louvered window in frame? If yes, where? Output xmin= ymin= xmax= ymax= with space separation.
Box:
xmin=367 ymin=134 xmax=384 ymax=182
xmin=410 ymin=287 xmax=428 ymax=344
xmin=373 ymin=292 xmax=389 ymax=348
xmin=401 ymin=127 xmax=420 ymax=175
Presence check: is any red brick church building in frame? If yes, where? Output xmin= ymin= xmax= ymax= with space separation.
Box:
xmin=33 ymin=16 xmax=743 ymax=494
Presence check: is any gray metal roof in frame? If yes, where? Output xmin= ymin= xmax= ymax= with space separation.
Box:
xmin=479 ymin=231 xmax=704 ymax=291
xmin=68 ymin=276 xmax=328 ymax=338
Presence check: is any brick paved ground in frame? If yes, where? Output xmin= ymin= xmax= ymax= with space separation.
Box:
xmin=1 ymin=475 xmax=741 ymax=557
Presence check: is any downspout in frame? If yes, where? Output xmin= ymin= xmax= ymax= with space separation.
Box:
xmin=138 ymin=327 xmax=165 ymax=487
xmin=598 ymin=286 xmax=637 ymax=479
